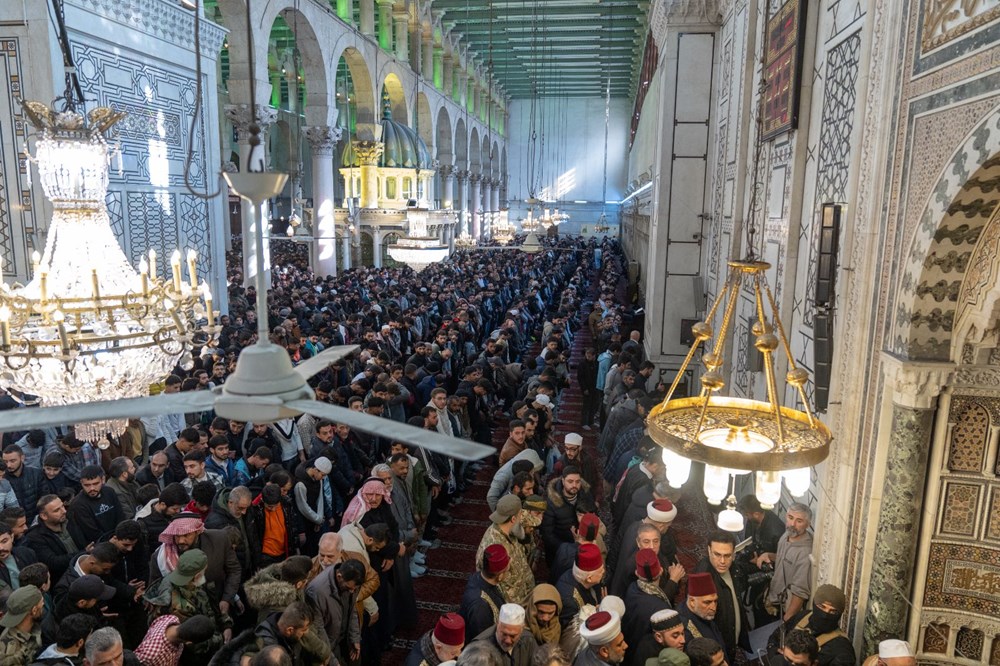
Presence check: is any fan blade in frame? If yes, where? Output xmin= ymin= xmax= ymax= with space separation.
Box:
xmin=0 ymin=391 xmax=217 ymax=430
xmin=285 ymin=399 xmax=494 ymax=461
xmin=294 ymin=345 xmax=360 ymax=380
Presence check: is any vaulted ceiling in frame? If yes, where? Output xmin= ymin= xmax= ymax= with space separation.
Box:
xmin=434 ymin=0 xmax=650 ymax=98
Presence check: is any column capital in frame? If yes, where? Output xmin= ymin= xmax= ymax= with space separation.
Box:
xmin=455 ymin=169 xmax=470 ymax=183
xmin=304 ymin=125 xmax=343 ymax=156
xmin=469 ymin=172 xmax=482 ymax=184
xmin=352 ymin=140 xmax=384 ymax=166
xmin=880 ymin=352 xmax=953 ymax=410
xmin=224 ymin=104 xmax=278 ymax=143
xmin=438 ymin=164 xmax=454 ymax=178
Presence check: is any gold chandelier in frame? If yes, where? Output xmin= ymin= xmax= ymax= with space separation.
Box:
xmin=1 ymin=100 xmax=217 ymax=444
xmin=647 ymin=260 xmax=831 ymax=510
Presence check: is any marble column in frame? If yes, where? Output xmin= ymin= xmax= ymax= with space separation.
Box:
xmin=433 ymin=48 xmax=444 ymax=90
xmin=422 ymin=31 xmax=434 ymax=81
xmin=393 ymin=12 xmax=409 ymax=63
xmin=482 ymin=179 xmax=493 ymax=218
xmin=359 ymin=0 xmax=375 ymax=36
xmin=490 ymin=178 xmax=500 ymax=212
xmin=439 ymin=164 xmax=455 ymax=208
xmin=863 ymin=357 xmax=952 ymax=655
xmin=224 ymin=103 xmax=277 ymax=289
xmin=336 ymin=0 xmax=353 ymax=23
xmin=442 ymin=54 xmax=454 ymax=99
xmin=373 ymin=231 xmax=382 ymax=268
xmin=376 ymin=0 xmax=394 ymax=51
xmin=354 ymin=140 xmax=384 ymax=210
xmin=342 ymin=229 xmax=352 ymax=271
xmin=469 ymin=172 xmax=482 ymax=239
xmin=305 ymin=125 xmax=342 ymax=277
xmin=455 ymin=170 xmax=469 ymax=234
xmin=410 ymin=24 xmax=423 ymax=75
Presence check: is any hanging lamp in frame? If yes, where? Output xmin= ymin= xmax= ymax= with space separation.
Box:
xmin=646 ymin=1 xmax=831 ymax=510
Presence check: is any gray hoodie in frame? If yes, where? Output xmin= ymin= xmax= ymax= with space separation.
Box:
xmin=486 ymin=449 xmax=543 ymax=511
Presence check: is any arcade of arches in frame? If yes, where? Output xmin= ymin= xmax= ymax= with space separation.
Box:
xmin=1 ymin=0 xmax=1000 ymax=664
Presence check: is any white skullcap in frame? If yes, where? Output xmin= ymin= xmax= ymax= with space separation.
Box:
xmin=599 ymin=595 xmax=625 ymax=618
xmin=879 ymin=640 xmax=914 ymax=658
xmin=498 ymin=603 xmax=526 ymax=626
xmin=313 ymin=457 xmax=332 ymax=474
xmin=534 ymin=394 xmax=551 ymax=406
xmin=580 ymin=610 xmax=621 ymax=646
xmin=564 ymin=433 xmax=584 ymax=447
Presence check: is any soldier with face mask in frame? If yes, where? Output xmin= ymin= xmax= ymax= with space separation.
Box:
xmin=766 ymin=584 xmax=856 ymax=666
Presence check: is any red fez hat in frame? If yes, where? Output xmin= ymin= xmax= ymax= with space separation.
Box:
xmin=687 ymin=572 xmax=717 ymax=597
xmin=434 ymin=613 xmax=465 ymax=647
xmin=576 ymin=543 xmax=603 ymax=571
xmin=585 ymin=611 xmax=613 ymax=631
xmin=635 ymin=548 xmax=662 ymax=581
xmin=483 ymin=544 xmax=510 ymax=574
xmin=578 ymin=513 xmax=600 ymax=541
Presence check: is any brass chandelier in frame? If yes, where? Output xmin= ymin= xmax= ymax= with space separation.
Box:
xmin=647 ymin=21 xmax=831 ymax=515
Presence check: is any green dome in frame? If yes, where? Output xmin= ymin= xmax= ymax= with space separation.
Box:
xmin=340 ymin=96 xmax=432 ymax=170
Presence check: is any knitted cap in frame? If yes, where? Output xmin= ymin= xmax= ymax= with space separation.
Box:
xmin=650 ymin=608 xmax=683 ymax=631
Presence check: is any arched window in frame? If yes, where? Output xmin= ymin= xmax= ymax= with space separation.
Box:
xmin=402 ymin=177 xmax=413 ymax=200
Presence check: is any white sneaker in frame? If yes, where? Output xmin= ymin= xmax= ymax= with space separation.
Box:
xmin=413 ymin=553 xmax=427 ymax=565
xmin=410 ymin=564 xmax=426 ymax=578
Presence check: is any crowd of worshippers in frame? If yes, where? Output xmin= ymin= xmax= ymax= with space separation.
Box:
xmin=0 ymin=235 xmax=623 ymax=666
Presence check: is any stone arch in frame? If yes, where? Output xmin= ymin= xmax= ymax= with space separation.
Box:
xmin=952 ymin=206 xmax=1000 ymax=363
xmin=895 ymin=104 xmax=1000 ymax=360
xmin=214 ymin=0 xmax=253 ymax=103
xmin=469 ymin=126 xmax=481 ymax=172
xmin=333 ymin=47 xmax=376 ymax=128
xmin=254 ymin=2 xmax=334 ymax=125
xmin=454 ymin=117 xmax=468 ymax=170
xmin=415 ymin=92 xmax=434 ymax=155
xmin=379 ymin=72 xmax=409 ymax=125
xmin=436 ymin=105 xmax=454 ymax=163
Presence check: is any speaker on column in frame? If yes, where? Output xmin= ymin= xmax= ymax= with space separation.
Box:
xmin=813 ymin=202 xmax=843 ymax=412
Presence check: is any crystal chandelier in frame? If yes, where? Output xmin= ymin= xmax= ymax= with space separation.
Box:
xmin=492 ymin=211 xmax=515 ymax=245
xmin=455 ymin=212 xmax=477 ymax=249
xmin=594 ymin=213 xmax=610 ymax=234
xmin=520 ymin=210 xmax=540 ymax=234
xmin=1 ymin=100 xmax=217 ymax=444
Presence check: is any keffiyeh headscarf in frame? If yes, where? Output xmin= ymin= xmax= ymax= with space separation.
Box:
xmin=342 ymin=479 xmax=393 ymax=524
xmin=156 ymin=517 xmax=205 ymax=575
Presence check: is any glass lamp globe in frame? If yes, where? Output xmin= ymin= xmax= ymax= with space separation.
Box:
xmin=783 ymin=467 xmax=811 ymax=498
xmin=755 ymin=470 xmax=782 ymax=509
xmin=662 ymin=447 xmax=692 ymax=489
xmin=703 ymin=465 xmax=730 ymax=506
xmin=717 ymin=495 xmax=745 ymax=532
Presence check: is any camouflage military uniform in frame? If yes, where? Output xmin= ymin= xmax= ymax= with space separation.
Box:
xmin=0 ymin=625 xmax=42 ymax=666
xmin=475 ymin=523 xmax=534 ymax=605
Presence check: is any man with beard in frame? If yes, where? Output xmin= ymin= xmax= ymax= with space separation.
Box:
xmin=677 ymin=574 xmax=726 ymax=656
xmin=0 ymin=585 xmax=45 ymax=664
xmin=552 ymin=434 xmax=601 ymax=504
xmin=758 ymin=503 xmax=813 ymax=622
xmin=628 ymin=608 xmax=686 ymax=666
xmin=692 ymin=531 xmax=748 ymax=660
xmin=471 ymin=604 xmax=537 ymax=666
xmin=766 ymin=585 xmax=855 ymax=666
xmin=67 ymin=466 xmax=123 ymax=547
xmin=0 ymin=524 xmax=36 ymax=592
xmin=25 ymin=496 xmax=83 ymax=583
xmin=621 ymin=549 xmax=671 ymax=659
xmin=476 ymin=495 xmax=533 ymax=606
xmin=499 ymin=420 xmax=528 ymax=467
xmin=541 ymin=467 xmax=594 ymax=565
xmin=105 ymin=457 xmax=140 ymax=520
xmin=336 ymin=522 xmax=387 ymax=629
xmin=3 ymin=445 xmax=42 ymax=524
xmin=404 ymin=613 xmax=464 ymax=666
xmin=525 ymin=584 xmax=562 ymax=646
xmin=147 ymin=514 xmax=241 ymax=617
xmin=576 ymin=610 xmax=628 ymax=666
xmin=862 ymin=640 xmax=916 ymax=666
xmin=305 ymin=558 xmax=365 ymax=666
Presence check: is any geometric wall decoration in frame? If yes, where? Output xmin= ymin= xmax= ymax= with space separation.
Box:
xmin=990 ymin=635 xmax=1000 ymax=666
xmin=924 ymin=543 xmax=1000 ymax=616
xmin=940 ymin=482 xmax=980 ymax=537
xmin=986 ymin=490 xmax=1000 ymax=543
xmin=948 ymin=401 xmax=990 ymax=472
xmin=956 ymin=626 xmax=985 ymax=661
xmin=924 ymin=623 xmax=950 ymax=653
